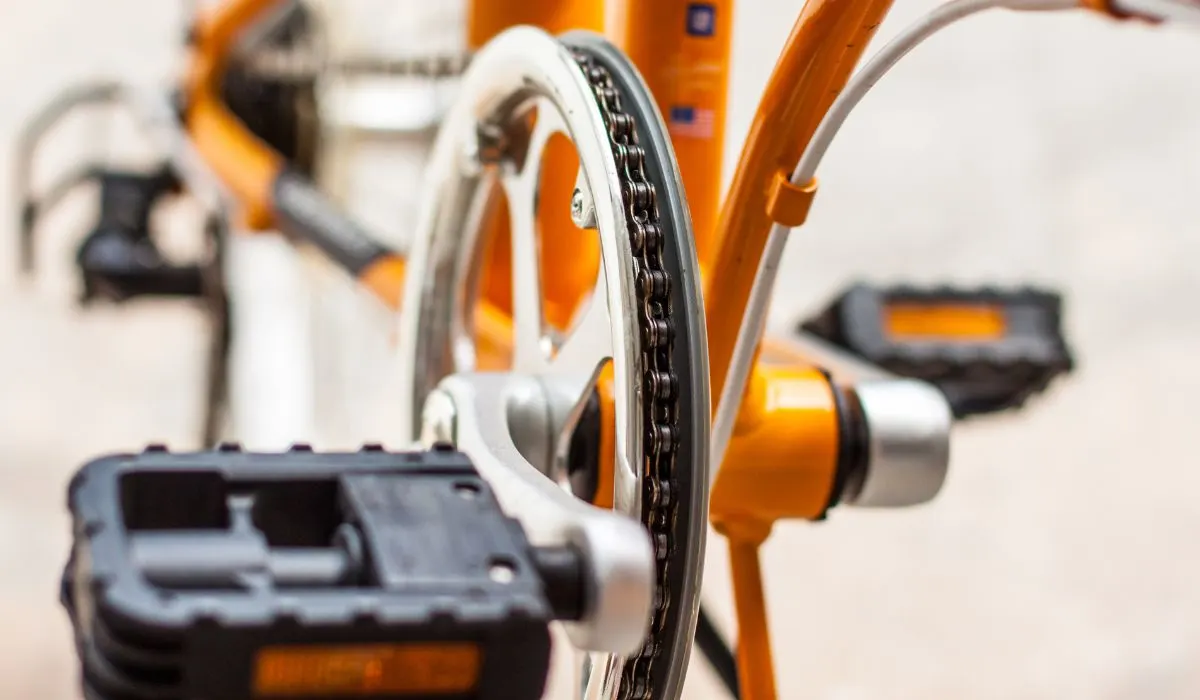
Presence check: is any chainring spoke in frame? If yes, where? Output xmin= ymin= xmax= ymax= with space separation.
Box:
xmin=502 ymin=99 xmax=573 ymax=371
xmin=501 ymin=170 xmax=549 ymax=370
xmin=399 ymin=28 xmax=710 ymax=700
xmin=551 ymin=271 xmax=612 ymax=376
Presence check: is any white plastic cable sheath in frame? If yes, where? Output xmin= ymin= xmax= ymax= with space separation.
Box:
xmin=709 ymin=0 xmax=1080 ymax=484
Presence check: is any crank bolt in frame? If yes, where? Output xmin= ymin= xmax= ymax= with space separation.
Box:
xmin=570 ymin=170 xmax=598 ymax=229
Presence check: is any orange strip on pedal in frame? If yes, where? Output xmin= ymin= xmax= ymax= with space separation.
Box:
xmin=253 ymin=642 xmax=480 ymax=697
xmin=883 ymin=303 xmax=1007 ymax=342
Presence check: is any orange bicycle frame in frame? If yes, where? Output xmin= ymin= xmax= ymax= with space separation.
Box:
xmin=185 ymin=2 xmax=896 ymax=700
xmin=602 ymin=3 xmax=897 ymax=700
xmin=184 ymin=0 xmax=408 ymax=306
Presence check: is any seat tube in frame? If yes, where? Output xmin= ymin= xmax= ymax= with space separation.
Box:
xmin=467 ymin=0 xmax=603 ymax=46
xmin=608 ymin=0 xmax=734 ymax=268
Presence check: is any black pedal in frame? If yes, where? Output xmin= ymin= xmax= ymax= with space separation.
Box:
xmin=74 ymin=168 xmax=205 ymax=304
xmin=76 ymin=228 xmax=204 ymax=303
xmin=799 ymin=283 xmax=1075 ymax=417
xmin=62 ymin=445 xmax=578 ymax=700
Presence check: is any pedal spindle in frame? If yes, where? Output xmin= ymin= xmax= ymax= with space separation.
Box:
xmin=62 ymin=446 xmax=579 ymax=700
xmin=799 ymin=283 xmax=1075 ymax=417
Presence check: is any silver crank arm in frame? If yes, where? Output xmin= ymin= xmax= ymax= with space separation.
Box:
xmin=420 ymin=372 xmax=653 ymax=658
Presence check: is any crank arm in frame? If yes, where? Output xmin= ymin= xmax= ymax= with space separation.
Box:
xmin=421 ymin=372 xmax=654 ymax=658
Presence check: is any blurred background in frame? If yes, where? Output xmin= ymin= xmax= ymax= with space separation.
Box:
xmin=2 ymin=0 xmax=1200 ymax=698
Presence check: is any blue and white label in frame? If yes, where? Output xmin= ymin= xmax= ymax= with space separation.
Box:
xmin=686 ymin=3 xmax=716 ymax=37
xmin=668 ymin=106 xmax=715 ymax=139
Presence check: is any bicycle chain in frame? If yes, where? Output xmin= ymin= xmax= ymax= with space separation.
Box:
xmin=243 ymin=47 xmax=471 ymax=81
xmin=570 ymin=48 xmax=681 ymax=700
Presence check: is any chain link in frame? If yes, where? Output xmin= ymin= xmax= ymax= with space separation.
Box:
xmin=240 ymin=47 xmax=472 ymax=81
xmin=571 ymin=48 xmax=681 ymax=700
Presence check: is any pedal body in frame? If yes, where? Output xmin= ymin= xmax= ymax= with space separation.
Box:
xmin=799 ymin=283 xmax=1075 ymax=417
xmin=62 ymin=446 xmax=565 ymax=700
xmin=75 ymin=167 xmax=205 ymax=304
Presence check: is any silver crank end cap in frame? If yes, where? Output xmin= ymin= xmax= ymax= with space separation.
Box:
xmin=844 ymin=379 xmax=952 ymax=509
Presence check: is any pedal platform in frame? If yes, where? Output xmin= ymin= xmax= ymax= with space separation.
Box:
xmin=74 ymin=167 xmax=208 ymax=305
xmin=799 ymin=283 xmax=1075 ymax=417
xmin=62 ymin=445 xmax=580 ymax=700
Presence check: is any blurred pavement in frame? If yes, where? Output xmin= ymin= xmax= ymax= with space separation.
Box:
xmin=2 ymin=1 xmax=1200 ymax=698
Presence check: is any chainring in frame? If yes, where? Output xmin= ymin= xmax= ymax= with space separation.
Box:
xmin=561 ymin=33 xmax=711 ymax=700
xmin=398 ymin=28 xmax=709 ymax=700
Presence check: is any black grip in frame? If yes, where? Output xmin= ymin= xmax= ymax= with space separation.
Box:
xmin=272 ymin=169 xmax=391 ymax=275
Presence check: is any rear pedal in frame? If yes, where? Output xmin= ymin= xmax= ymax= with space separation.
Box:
xmin=62 ymin=445 xmax=584 ymax=700
xmin=798 ymin=283 xmax=1075 ymax=418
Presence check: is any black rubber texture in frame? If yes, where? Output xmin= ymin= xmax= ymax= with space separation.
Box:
xmin=800 ymin=282 xmax=1075 ymax=418
xmin=272 ymin=169 xmax=393 ymax=276
xmin=199 ymin=214 xmax=231 ymax=448
xmin=821 ymin=374 xmax=868 ymax=516
xmin=531 ymin=545 xmax=588 ymax=622
xmin=566 ymin=389 xmax=603 ymax=504
xmin=561 ymin=31 xmax=712 ymax=700
xmin=220 ymin=0 xmax=319 ymax=175
xmin=63 ymin=447 xmax=555 ymax=700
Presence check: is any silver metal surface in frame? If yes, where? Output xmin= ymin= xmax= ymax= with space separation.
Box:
xmin=842 ymin=379 xmax=953 ymax=508
xmin=542 ymin=371 xmax=606 ymax=484
xmin=424 ymin=373 xmax=654 ymax=656
xmin=502 ymin=373 xmax=556 ymax=478
xmin=570 ymin=169 xmax=598 ymax=230
xmin=418 ymin=387 xmax=457 ymax=445
xmin=398 ymin=25 xmax=642 ymax=514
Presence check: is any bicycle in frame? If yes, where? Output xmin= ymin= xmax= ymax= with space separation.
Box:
xmin=37 ymin=0 xmax=1199 ymax=699
xmin=15 ymin=1 xmax=466 ymax=449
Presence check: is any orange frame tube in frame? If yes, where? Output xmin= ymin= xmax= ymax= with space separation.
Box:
xmin=185 ymin=0 xmax=286 ymax=230
xmin=186 ymin=0 xmax=411 ymax=309
xmin=608 ymin=0 xmax=734 ymax=266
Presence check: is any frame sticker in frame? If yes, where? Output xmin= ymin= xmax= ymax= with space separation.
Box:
xmin=686 ymin=3 xmax=717 ymax=37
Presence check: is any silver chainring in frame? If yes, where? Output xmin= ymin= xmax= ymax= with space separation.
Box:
xmin=398 ymin=27 xmax=709 ymax=700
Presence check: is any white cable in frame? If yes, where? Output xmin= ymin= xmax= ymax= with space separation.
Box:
xmin=709 ymin=0 xmax=1079 ymax=484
